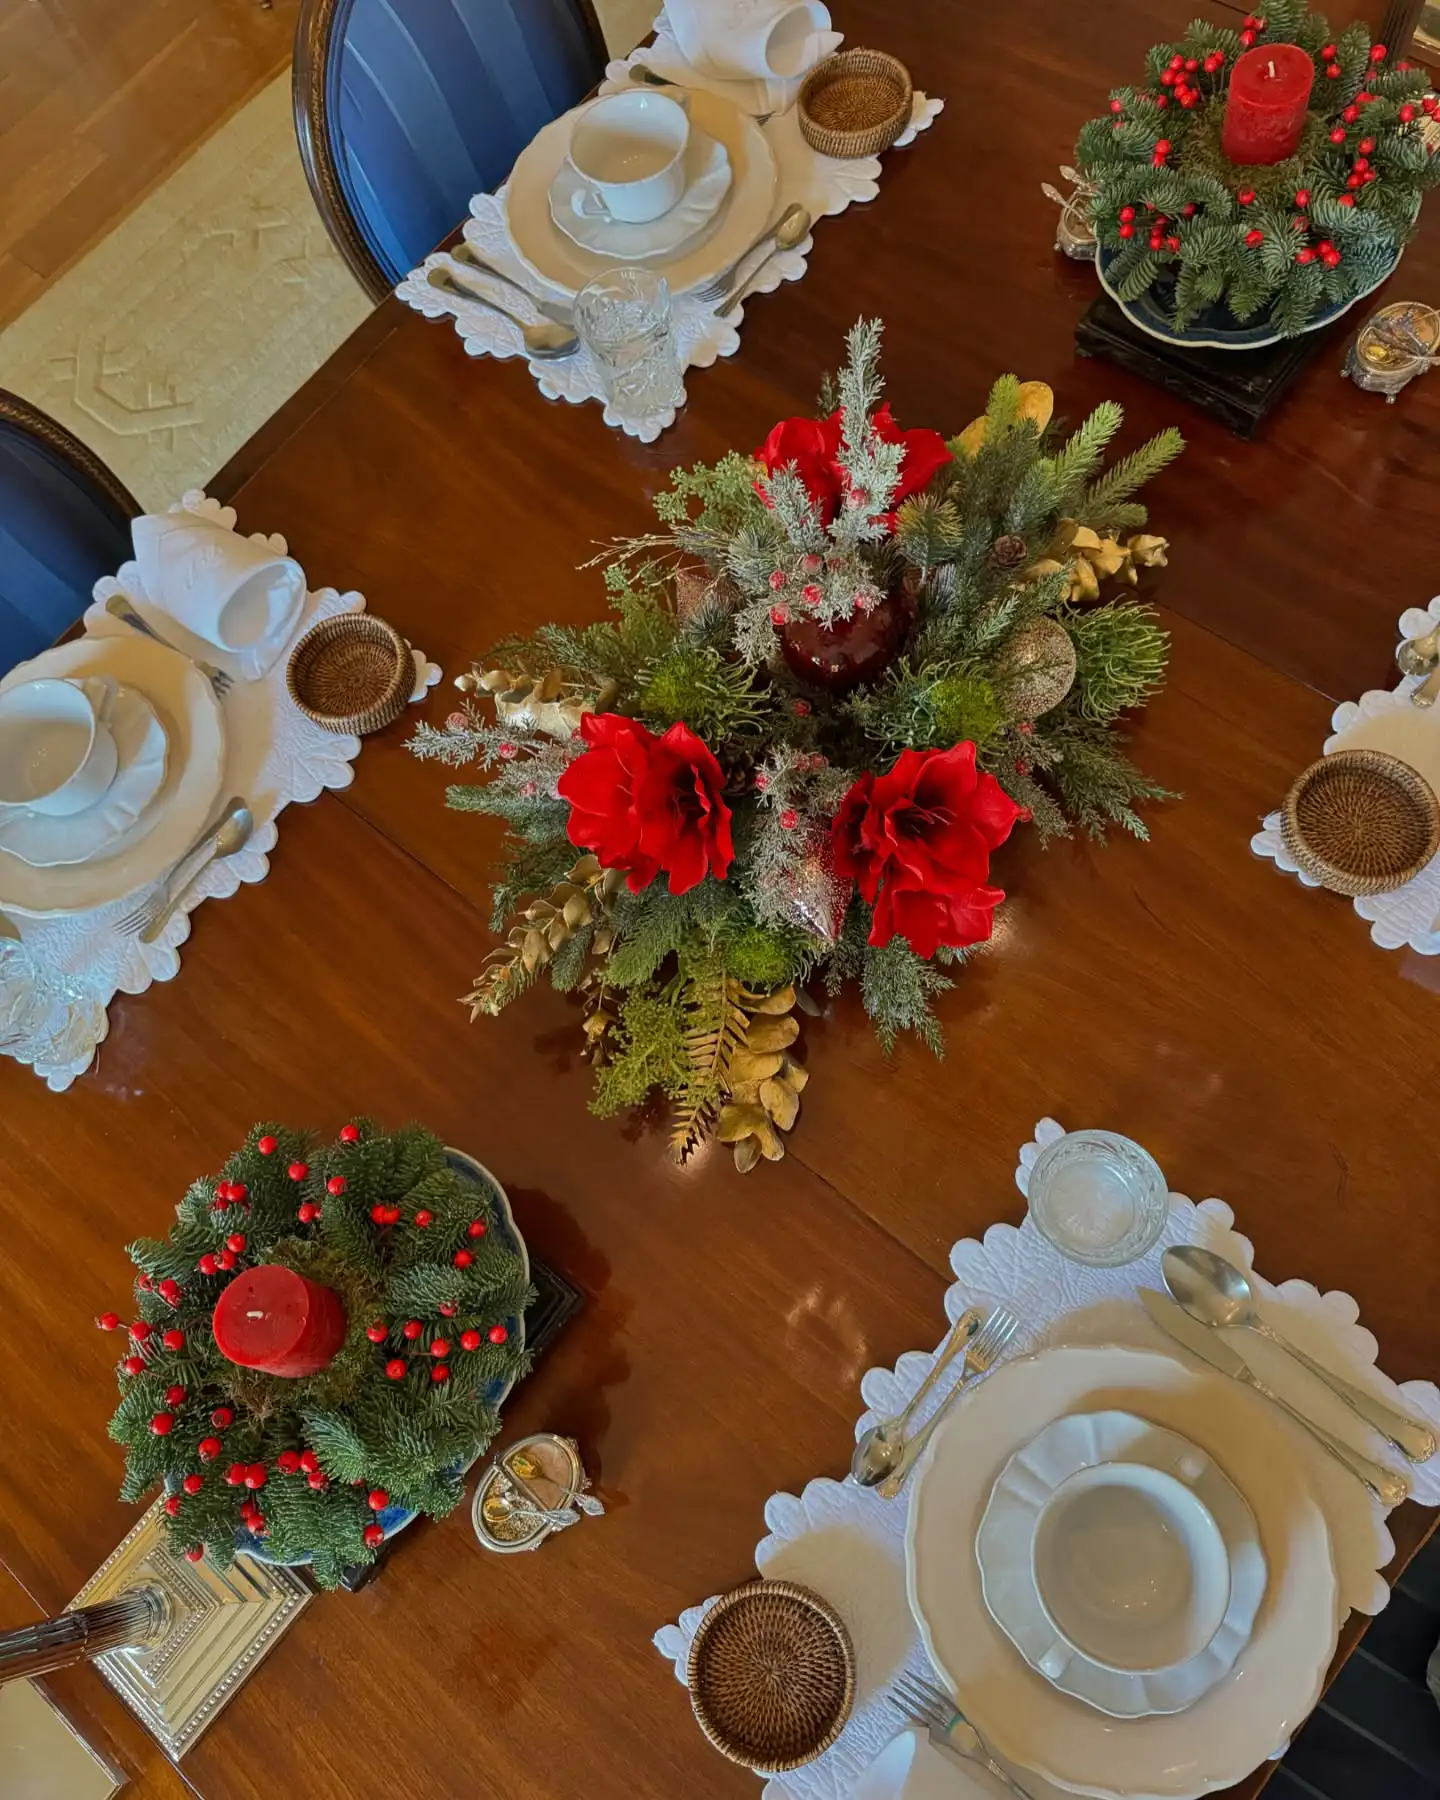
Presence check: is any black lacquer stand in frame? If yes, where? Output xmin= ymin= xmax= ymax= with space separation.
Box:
xmin=1075 ymin=290 xmax=1346 ymax=438
xmin=336 ymin=1258 xmax=585 ymax=1591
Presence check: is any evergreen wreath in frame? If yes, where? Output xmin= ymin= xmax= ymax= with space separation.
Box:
xmin=411 ymin=322 xmax=1182 ymax=1171
xmin=102 ymin=1122 xmax=533 ymax=1589
xmin=1076 ymin=1 xmax=1440 ymax=334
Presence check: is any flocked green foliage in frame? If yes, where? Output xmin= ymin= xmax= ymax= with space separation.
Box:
xmin=410 ymin=323 xmax=1181 ymax=1147
xmin=108 ymin=1122 xmax=533 ymax=1588
xmin=1077 ymin=9 xmax=1440 ymax=334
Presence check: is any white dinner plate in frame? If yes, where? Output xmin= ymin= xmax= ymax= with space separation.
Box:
xmin=0 ymin=638 xmax=224 ymax=916
xmin=550 ymin=128 xmax=732 ymax=261
xmin=504 ymin=86 xmax=776 ymax=296
xmin=906 ymin=1346 xmax=1337 ymax=1800
xmin=977 ymin=1410 xmax=1266 ymax=1720
xmin=849 ymin=1726 xmax=1009 ymax=1799
xmin=0 ymin=682 xmax=168 ymax=869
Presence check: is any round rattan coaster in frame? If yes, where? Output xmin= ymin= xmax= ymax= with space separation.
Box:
xmin=798 ymin=49 xmax=913 ymax=159
xmin=287 ymin=614 xmax=412 ymax=735
xmin=686 ymin=1579 xmax=854 ymax=1773
xmin=1281 ymin=748 xmax=1440 ymax=896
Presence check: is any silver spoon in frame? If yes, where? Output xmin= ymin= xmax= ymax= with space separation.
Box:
xmin=717 ymin=206 xmax=813 ymax=318
xmin=138 ymin=805 xmax=254 ymax=945
xmin=425 ymin=270 xmax=579 ymax=358
xmin=851 ymin=1310 xmax=981 ymax=1487
xmin=694 ymin=202 xmax=810 ymax=305
xmin=1413 ymin=664 xmax=1440 ymax=709
xmin=449 ymin=243 xmax=573 ymax=325
xmin=1163 ymin=1246 xmax=1437 ymax=1462
xmin=1395 ymin=621 xmax=1440 ymax=678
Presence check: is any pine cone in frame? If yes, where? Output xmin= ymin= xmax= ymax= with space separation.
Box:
xmin=989 ymin=534 xmax=1029 ymax=571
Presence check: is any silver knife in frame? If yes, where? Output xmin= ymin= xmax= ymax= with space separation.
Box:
xmin=1140 ymin=1289 xmax=1410 ymax=1507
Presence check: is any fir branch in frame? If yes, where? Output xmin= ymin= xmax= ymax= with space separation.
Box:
xmin=860 ymin=936 xmax=955 ymax=1055
xmin=1080 ymin=428 xmax=1185 ymax=523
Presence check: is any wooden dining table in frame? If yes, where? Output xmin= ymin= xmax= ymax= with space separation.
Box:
xmin=3 ymin=0 xmax=1439 ymax=1794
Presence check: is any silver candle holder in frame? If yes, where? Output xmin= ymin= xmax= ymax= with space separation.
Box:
xmin=1042 ymin=167 xmax=1099 ymax=262
xmin=0 ymin=1500 xmax=311 ymax=1759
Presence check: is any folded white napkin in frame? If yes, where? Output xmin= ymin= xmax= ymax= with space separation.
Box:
xmin=131 ymin=512 xmax=306 ymax=681
xmin=849 ymin=1727 xmax=1008 ymax=1799
xmin=663 ymin=0 xmax=841 ymax=106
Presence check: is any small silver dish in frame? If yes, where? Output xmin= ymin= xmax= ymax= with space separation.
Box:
xmin=472 ymin=1432 xmax=603 ymax=1554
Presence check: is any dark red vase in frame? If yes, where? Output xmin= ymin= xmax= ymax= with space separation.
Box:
xmin=778 ymin=587 xmax=914 ymax=693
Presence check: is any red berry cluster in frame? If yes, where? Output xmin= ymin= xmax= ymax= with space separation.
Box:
xmin=1238 ymin=11 xmax=1266 ymax=48
xmin=1158 ymin=52 xmax=1206 ymax=111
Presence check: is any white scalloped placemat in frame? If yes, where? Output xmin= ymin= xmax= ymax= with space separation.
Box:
xmin=395 ymin=26 xmax=943 ymax=441
xmin=1252 ymin=593 xmax=1440 ymax=953
xmin=3 ymin=492 xmax=440 ymax=1092
xmin=655 ymin=1117 xmax=1440 ymax=1800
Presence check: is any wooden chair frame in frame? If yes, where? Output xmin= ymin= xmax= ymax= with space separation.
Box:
xmin=0 ymin=390 xmax=139 ymax=524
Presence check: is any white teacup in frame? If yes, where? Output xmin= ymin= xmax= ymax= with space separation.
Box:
xmin=1031 ymin=1461 xmax=1231 ymax=1678
xmin=0 ymin=677 xmax=119 ymax=817
xmin=566 ymin=91 xmax=690 ymax=225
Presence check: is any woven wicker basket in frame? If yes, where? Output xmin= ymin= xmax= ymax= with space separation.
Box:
xmin=287 ymin=614 xmax=412 ymax=735
xmin=1281 ymin=749 xmax=1440 ymax=896
xmin=798 ymin=49 xmax=913 ymax=159
xmin=686 ymin=1579 xmax=854 ymax=1774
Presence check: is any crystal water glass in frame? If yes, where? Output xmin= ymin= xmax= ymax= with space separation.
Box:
xmin=1026 ymin=1129 xmax=1170 ymax=1267
xmin=0 ymin=939 xmax=103 ymax=1068
xmin=574 ymin=268 xmax=685 ymax=415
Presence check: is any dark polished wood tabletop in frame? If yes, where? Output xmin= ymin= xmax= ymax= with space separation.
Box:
xmin=3 ymin=1 xmax=1438 ymax=1796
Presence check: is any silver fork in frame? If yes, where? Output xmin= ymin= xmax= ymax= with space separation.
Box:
xmin=877 ymin=1306 xmax=1020 ymax=1498
xmin=889 ymin=1671 xmax=1037 ymax=1800
xmin=450 ymin=243 xmax=573 ymax=324
xmin=691 ymin=206 xmax=800 ymax=306
xmin=115 ymin=797 xmax=243 ymax=937
xmin=105 ymin=595 xmax=232 ymax=698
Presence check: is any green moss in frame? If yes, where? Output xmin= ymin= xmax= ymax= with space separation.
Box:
xmin=928 ymin=672 xmax=1005 ymax=749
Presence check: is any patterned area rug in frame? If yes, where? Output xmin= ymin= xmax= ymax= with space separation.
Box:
xmin=0 ymin=2 xmax=660 ymax=510
xmin=0 ymin=72 xmax=372 ymax=511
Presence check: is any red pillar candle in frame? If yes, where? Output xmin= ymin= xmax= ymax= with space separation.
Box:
xmin=212 ymin=1266 xmax=347 ymax=1377
xmin=1222 ymin=45 xmax=1315 ymax=164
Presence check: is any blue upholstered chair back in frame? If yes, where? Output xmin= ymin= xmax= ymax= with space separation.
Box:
xmin=297 ymin=0 xmax=607 ymax=296
xmin=0 ymin=398 xmax=136 ymax=676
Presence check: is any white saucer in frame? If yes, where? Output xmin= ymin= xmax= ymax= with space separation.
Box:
xmin=550 ymin=128 xmax=731 ymax=261
xmin=0 ymin=636 xmax=224 ymax=917
xmin=848 ymin=1726 xmax=1009 ymax=1799
xmin=976 ymin=1410 xmax=1266 ymax=1720
xmin=504 ymin=86 xmax=776 ymax=296
xmin=0 ymin=681 xmax=168 ymax=869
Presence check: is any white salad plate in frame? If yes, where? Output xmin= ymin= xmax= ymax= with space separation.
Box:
xmin=906 ymin=1346 xmax=1338 ymax=1800
xmin=550 ymin=126 xmax=732 ymax=261
xmin=0 ymin=638 xmax=224 ymax=917
xmin=977 ymin=1410 xmax=1267 ymax=1720
xmin=505 ymin=86 xmax=776 ymax=297
xmin=848 ymin=1727 xmax=1009 ymax=1799
xmin=0 ymin=681 xmax=168 ymax=869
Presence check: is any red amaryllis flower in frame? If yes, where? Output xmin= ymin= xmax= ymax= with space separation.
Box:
xmin=754 ymin=405 xmax=953 ymax=528
xmin=831 ymin=743 xmax=1024 ymax=958
xmin=557 ymin=714 xmax=734 ymax=896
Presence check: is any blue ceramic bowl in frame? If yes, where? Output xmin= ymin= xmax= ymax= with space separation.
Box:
xmin=1096 ymin=241 xmax=1401 ymax=351
xmin=236 ymin=1148 xmax=528 ymax=1562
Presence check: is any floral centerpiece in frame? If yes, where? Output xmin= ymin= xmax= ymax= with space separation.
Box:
xmin=1076 ymin=0 xmax=1440 ymax=336
xmin=412 ymin=322 xmax=1182 ymax=1171
xmin=102 ymin=1122 xmax=532 ymax=1587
